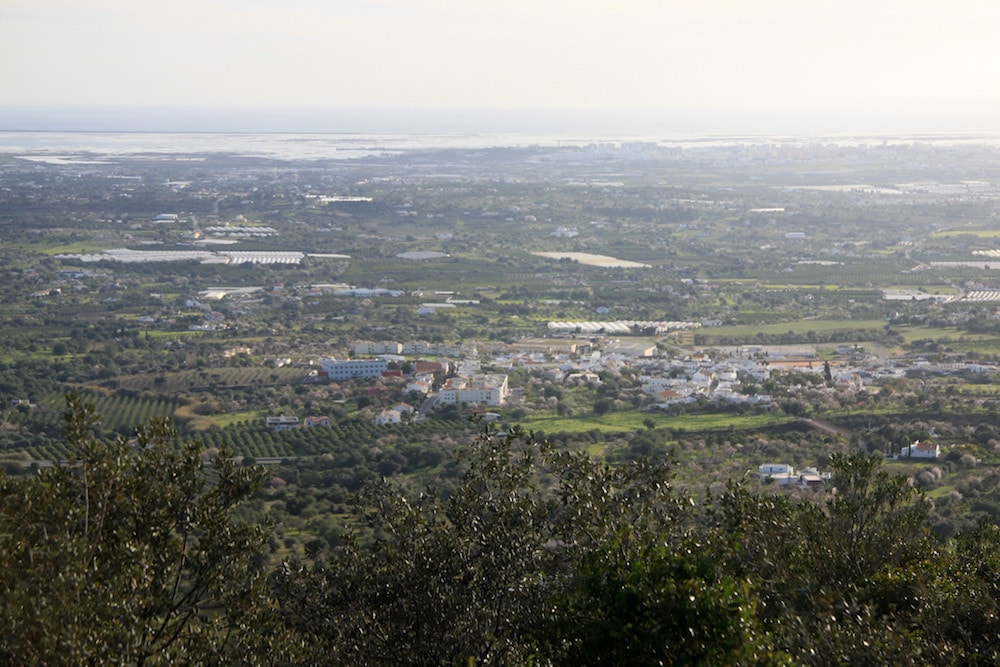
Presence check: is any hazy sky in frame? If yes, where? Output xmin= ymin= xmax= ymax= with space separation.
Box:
xmin=2 ymin=0 xmax=999 ymax=132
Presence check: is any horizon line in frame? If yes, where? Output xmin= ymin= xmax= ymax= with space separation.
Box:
xmin=2 ymin=105 xmax=999 ymax=136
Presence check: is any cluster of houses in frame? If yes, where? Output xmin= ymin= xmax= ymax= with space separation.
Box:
xmin=342 ymin=335 xmax=995 ymax=419
xmin=263 ymin=332 xmax=1000 ymax=433
xmin=759 ymin=440 xmax=941 ymax=492
xmin=638 ymin=357 xmax=773 ymax=407
xmin=295 ymin=344 xmax=511 ymax=427
xmin=495 ymin=337 xmax=999 ymax=410
xmin=316 ymin=357 xmax=449 ymax=397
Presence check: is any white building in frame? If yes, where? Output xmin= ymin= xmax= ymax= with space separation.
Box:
xmin=266 ymin=415 xmax=299 ymax=431
xmin=758 ymin=463 xmax=830 ymax=489
xmin=375 ymin=409 xmax=402 ymax=425
xmin=320 ymin=358 xmax=389 ymax=380
xmin=354 ymin=341 xmax=403 ymax=355
xmin=833 ymin=373 xmax=864 ymax=392
xmin=438 ymin=374 xmax=509 ymax=407
xmin=758 ymin=463 xmax=796 ymax=485
xmin=402 ymin=341 xmax=464 ymax=357
xmin=899 ymin=441 xmax=940 ymax=459
xmin=405 ymin=380 xmax=431 ymax=395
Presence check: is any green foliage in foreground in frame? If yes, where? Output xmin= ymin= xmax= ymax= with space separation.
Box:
xmin=0 ymin=394 xmax=282 ymax=665
xmin=274 ymin=427 xmax=771 ymax=665
xmin=275 ymin=427 xmax=1000 ymax=665
xmin=7 ymin=396 xmax=1000 ymax=664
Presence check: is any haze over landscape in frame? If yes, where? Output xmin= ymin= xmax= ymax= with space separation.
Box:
xmin=2 ymin=0 xmax=999 ymax=134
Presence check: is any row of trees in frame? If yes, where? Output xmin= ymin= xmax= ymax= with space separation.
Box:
xmin=4 ymin=396 xmax=1000 ymax=664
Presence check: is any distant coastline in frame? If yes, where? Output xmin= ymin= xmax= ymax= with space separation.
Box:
xmin=2 ymin=105 xmax=999 ymax=138
xmin=4 ymin=129 xmax=1000 ymax=163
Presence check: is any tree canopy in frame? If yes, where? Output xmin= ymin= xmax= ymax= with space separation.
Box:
xmin=4 ymin=398 xmax=1000 ymax=665
xmin=0 ymin=394 xmax=279 ymax=665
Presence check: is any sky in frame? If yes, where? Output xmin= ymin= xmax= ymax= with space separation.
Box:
xmin=2 ymin=0 xmax=999 ymax=133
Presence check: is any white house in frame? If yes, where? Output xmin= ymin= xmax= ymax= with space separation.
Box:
xmin=266 ymin=415 xmax=299 ymax=431
xmin=717 ymin=368 xmax=739 ymax=383
xmin=833 ymin=373 xmax=863 ymax=392
xmin=900 ymin=441 xmax=940 ymax=459
xmin=375 ymin=409 xmax=402 ymax=425
xmin=796 ymin=467 xmax=828 ymax=490
xmin=690 ymin=371 xmax=714 ymax=387
xmin=405 ymin=380 xmax=431 ymax=395
xmin=758 ymin=463 xmax=796 ymax=485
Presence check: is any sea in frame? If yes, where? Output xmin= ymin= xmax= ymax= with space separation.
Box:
xmin=2 ymin=130 xmax=1000 ymax=164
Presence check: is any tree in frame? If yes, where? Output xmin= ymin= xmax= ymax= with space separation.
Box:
xmin=553 ymin=537 xmax=772 ymax=666
xmin=272 ymin=425 xmax=776 ymax=665
xmin=811 ymin=451 xmax=933 ymax=586
xmin=593 ymin=397 xmax=613 ymax=415
xmin=709 ymin=451 xmax=939 ymax=664
xmin=0 ymin=394 xmax=286 ymax=665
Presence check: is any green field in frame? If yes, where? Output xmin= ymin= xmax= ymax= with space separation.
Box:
xmin=932 ymin=230 xmax=1000 ymax=238
xmin=883 ymin=285 xmax=961 ymax=295
xmin=521 ymin=410 xmax=792 ymax=435
xmin=139 ymin=329 xmax=209 ymax=339
xmin=895 ymin=325 xmax=997 ymax=344
xmin=10 ymin=241 xmax=110 ymax=255
xmin=757 ymin=283 xmax=877 ymax=291
xmin=174 ymin=405 xmax=261 ymax=430
xmin=697 ymin=318 xmax=888 ymax=340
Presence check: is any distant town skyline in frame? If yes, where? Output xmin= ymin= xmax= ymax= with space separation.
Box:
xmin=2 ymin=1 xmax=999 ymax=134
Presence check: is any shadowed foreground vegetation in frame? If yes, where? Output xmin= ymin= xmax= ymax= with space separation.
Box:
xmin=4 ymin=396 xmax=1000 ymax=665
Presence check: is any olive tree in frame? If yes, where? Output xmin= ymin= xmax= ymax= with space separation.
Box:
xmin=0 ymin=394 xmax=284 ymax=665
xmin=273 ymin=424 xmax=774 ymax=665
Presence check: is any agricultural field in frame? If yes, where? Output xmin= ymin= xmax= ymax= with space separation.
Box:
xmin=932 ymin=230 xmax=1000 ymax=238
xmin=521 ymin=410 xmax=792 ymax=436
xmin=108 ymin=367 xmax=315 ymax=393
xmin=701 ymin=318 xmax=889 ymax=338
xmin=1 ymin=132 xmax=1000 ymax=499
